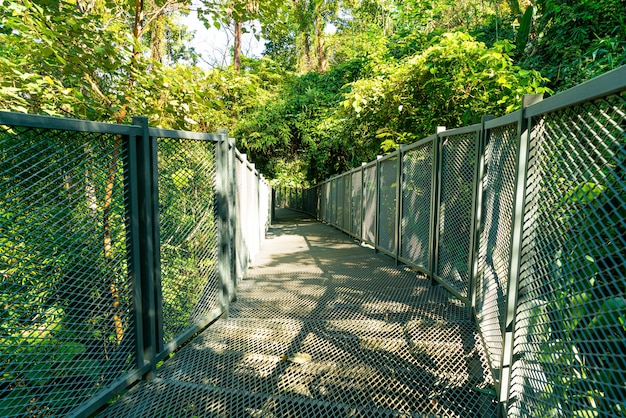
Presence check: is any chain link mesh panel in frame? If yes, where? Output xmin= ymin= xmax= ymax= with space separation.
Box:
xmin=377 ymin=157 xmax=398 ymax=253
xmin=475 ymin=123 xmax=519 ymax=374
xmin=436 ymin=132 xmax=478 ymax=298
xmin=401 ymin=142 xmax=434 ymax=270
xmin=351 ymin=170 xmax=363 ymax=239
xmin=0 ymin=125 xmax=136 ymax=417
xmin=336 ymin=176 xmax=344 ymax=230
xmin=235 ymin=157 xmax=247 ymax=281
xmin=343 ymin=174 xmax=351 ymax=232
xmin=363 ymin=164 xmax=377 ymax=245
xmin=330 ymin=179 xmax=337 ymax=226
xmin=509 ymin=92 xmax=626 ymax=417
xmin=157 ymin=138 xmax=219 ymax=344
xmin=248 ymin=169 xmax=260 ymax=259
xmin=322 ymin=182 xmax=330 ymax=223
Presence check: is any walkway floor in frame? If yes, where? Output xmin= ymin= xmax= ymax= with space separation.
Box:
xmin=99 ymin=209 xmax=496 ymax=417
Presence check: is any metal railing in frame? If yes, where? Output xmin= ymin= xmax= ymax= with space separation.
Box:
xmin=0 ymin=113 xmax=271 ymax=417
xmin=283 ymin=65 xmax=626 ymax=417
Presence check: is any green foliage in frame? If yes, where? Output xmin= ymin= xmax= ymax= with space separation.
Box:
xmin=339 ymin=32 xmax=549 ymax=160
xmin=520 ymin=0 xmax=626 ymax=90
xmin=515 ymin=6 xmax=533 ymax=53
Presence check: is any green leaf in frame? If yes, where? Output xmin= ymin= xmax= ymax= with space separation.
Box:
xmin=55 ymin=342 xmax=85 ymax=363
xmin=516 ymin=6 xmax=534 ymax=52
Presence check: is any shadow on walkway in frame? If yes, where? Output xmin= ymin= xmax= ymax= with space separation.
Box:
xmin=99 ymin=209 xmax=496 ymax=417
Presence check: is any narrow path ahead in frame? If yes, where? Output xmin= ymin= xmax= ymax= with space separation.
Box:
xmin=100 ymin=209 xmax=496 ymax=417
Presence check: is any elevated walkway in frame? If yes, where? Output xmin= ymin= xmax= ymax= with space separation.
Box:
xmin=99 ymin=209 xmax=496 ymax=417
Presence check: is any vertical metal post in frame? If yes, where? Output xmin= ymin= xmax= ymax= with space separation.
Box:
xmin=469 ymin=116 xmax=493 ymax=314
xmin=395 ymin=147 xmax=404 ymax=265
xmin=429 ymin=127 xmax=446 ymax=285
xmin=375 ymin=155 xmax=382 ymax=251
xmin=497 ymin=95 xmax=543 ymax=417
xmin=361 ymin=162 xmax=366 ymax=243
xmin=130 ymin=116 xmax=158 ymax=379
xmin=228 ymin=137 xmax=237 ymax=295
xmin=123 ymin=131 xmax=146 ymax=374
xmin=346 ymin=170 xmax=355 ymax=236
xmin=216 ymin=131 xmax=233 ymax=317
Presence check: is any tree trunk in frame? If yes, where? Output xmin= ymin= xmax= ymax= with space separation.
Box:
xmin=315 ymin=13 xmax=327 ymax=72
xmin=234 ymin=20 xmax=242 ymax=72
xmin=303 ymin=32 xmax=312 ymax=72
xmin=150 ymin=3 xmax=166 ymax=63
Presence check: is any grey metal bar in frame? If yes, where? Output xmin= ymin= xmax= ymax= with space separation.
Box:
xmin=375 ymin=155 xmax=382 ymax=251
xmin=148 ymin=127 xmax=220 ymax=141
xmin=70 ymin=368 xmax=146 ymax=418
xmin=0 ymin=110 xmax=140 ymax=135
xmin=149 ymin=133 xmax=164 ymax=355
xmin=216 ymin=132 xmax=233 ymax=317
xmin=437 ymin=123 xmax=481 ymax=137
xmin=497 ymin=94 xmax=543 ymax=415
xmin=395 ymin=147 xmax=404 ymax=265
xmin=131 ymin=116 xmax=158 ymax=380
xmin=469 ymin=115 xmax=494 ymax=314
xmin=228 ymin=137 xmax=238 ymax=294
xmin=402 ymin=133 xmax=438 ymax=153
xmin=485 ymin=110 xmax=520 ymax=130
xmin=525 ymin=64 xmax=626 ymax=117
xmin=429 ymin=127 xmax=445 ymax=284
xmin=122 ymin=132 xmax=146 ymax=373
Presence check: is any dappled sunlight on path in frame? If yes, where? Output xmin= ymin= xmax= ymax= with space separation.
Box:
xmin=99 ymin=208 xmax=496 ymax=417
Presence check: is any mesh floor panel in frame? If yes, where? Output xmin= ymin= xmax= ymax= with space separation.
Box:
xmin=99 ymin=209 xmax=496 ymax=417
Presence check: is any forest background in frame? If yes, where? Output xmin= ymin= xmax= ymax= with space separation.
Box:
xmin=1 ymin=0 xmax=625 ymax=185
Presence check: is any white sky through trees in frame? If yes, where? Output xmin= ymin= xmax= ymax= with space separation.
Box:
xmin=183 ymin=1 xmax=265 ymax=68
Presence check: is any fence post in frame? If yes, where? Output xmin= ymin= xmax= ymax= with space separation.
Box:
xmin=497 ymin=94 xmax=543 ymax=416
xmin=216 ymin=130 xmax=233 ymax=317
xmin=361 ymin=162 xmax=366 ymax=242
xmin=130 ymin=116 xmax=158 ymax=379
xmin=469 ymin=115 xmax=494 ymax=315
xmin=429 ymin=126 xmax=446 ymax=285
xmin=228 ymin=137 xmax=238 ymax=297
xmin=375 ymin=155 xmax=382 ymax=251
xmin=395 ymin=146 xmax=404 ymax=265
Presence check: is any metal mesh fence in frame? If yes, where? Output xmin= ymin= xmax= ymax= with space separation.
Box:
xmin=0 ymin=114 xmax=274 ymax=416
xmin=330 ymin=178 xmax=337 ymax=226
xmin=475 ymin=122 xmax=519 ymax=373
xmin=235 ymin=155 xmax=247 ymax=280
xmin=401 ymin=142 xmax=434 ymax=270
xmin=508 ymin=92 xmax=626 ymax=417
xmin=336 ymin=176 xmax=344 ymax=230
xmin=436 ymin=131 xmax=478 ymax=299
xmin=343 ymin=174 xmax=351 ymax=231
xmin=322 ymin=182 xmax=330 ymax=223
xmin=363 ymin=164 xmax=377 ymax=245
xmin=0 ymin=124 xmax=136 ymax=417
xmin=351 ymin=170 xmax=362 ymax=238
xmin=278 ymin=68 xmax=626 ymax=417
xmin=377 ymin=157 xmax=398 ymax=254
xmin=233 ymin=152 xmax=270 ymax=279
xmin=156 ymin=137 xmax=219 ymax=345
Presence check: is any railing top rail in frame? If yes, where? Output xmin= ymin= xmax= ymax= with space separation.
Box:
xmin=526 ymin=64 xmax=626 ymax=117
xmin=0 ymin=111 xmax=140 ymax=135
xmin=149 ymin=127 xmax=220 ymax=141
xmin=484 ymin=110 xmax=520 ymax=130
xmin=363 ymin=159 xmax=377 ymax=169
xmin=378 ymin=149 xmax=400 ymax=163
xmin=401 ymin=133 xmax=437 ymax=153
xmin=438 ymin=122 xmax=481 ymax=137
